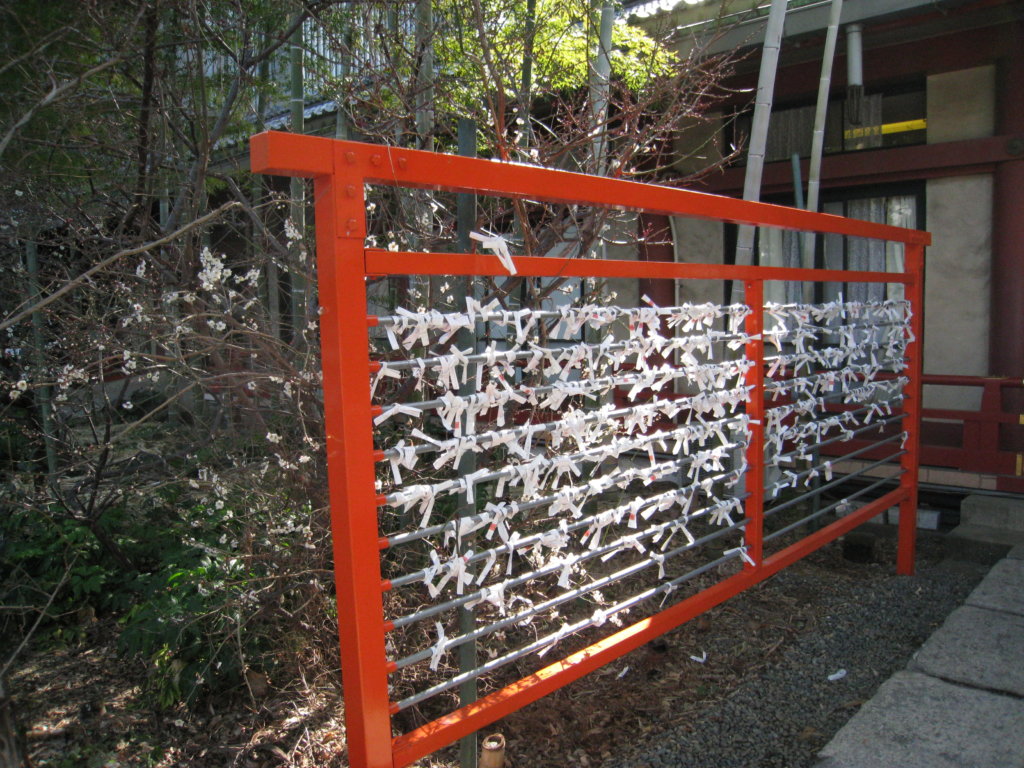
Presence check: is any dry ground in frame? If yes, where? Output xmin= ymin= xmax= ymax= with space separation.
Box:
xmin=11 ymin=532 xmax=952 ymax=768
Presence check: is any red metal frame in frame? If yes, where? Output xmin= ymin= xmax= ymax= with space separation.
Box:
xmin=918 ymin=375 xmax=1024 ymax=493
xmin=250 ymin=130 xmax=930 ymax=768
xmin=821 ymin=373 xmax=1024 ymax=493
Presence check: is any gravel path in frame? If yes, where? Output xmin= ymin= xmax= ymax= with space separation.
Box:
xmin=601 ymin=539 xmax=991 ymax=768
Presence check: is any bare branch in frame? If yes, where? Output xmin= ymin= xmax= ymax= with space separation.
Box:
xmin=0 ymin=55 xmax=123 ymax=160
xmin=0 ymin=201 xmax=241 ymax=333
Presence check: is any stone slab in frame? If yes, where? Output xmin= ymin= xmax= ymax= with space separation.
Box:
xmin=815 ymin=671 xmax=1024 ymax=768
xmin=948 ymin=522 xmax=1024 ymax=548
xmin=960 ymin=494 xmax=1024 ymax=531
xmin=966 ymin=558 xmax=1024 ymax=616
xmin=909 ymin=605 xmax=1024 ymax=697
xmin=1009 ymin=544 xmax=1024 ymax=560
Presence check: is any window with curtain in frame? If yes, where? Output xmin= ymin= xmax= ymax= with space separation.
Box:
xmin=755 ymin=187 xmax=920 ymax=305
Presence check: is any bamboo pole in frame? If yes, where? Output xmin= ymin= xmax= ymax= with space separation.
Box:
xmin=734 ymin=0 xmax=789 ymax=301
xmin=478 ymin=734 xmax=506 ymax=768
xmin=802 ymin=0 xmax=844 ymax=268
xmin=588 ymin=1 xmax=615 ymax=174
xmin=288 ymin=22 xmax=307 ymax=342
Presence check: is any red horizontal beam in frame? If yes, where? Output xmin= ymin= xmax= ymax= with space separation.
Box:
xmin=249 ymin=130 xmax=334 ymax=177
xmin=251 ymin=131 xmax=929 ymax=245
xmin=924 ymin=410 xmax=1022 ymax=425
xmin=364 ymin=249 xmax=913 ymax=284
xmin=922 ymin=373 xmax=1024 ymax=388
xmin=391 ymin=487 xmax=906 ymax=767
xmin=923 ymin=447 xmax=1018 ymax=474
xmin=700 ymin=135 xmax=1019 ymax=197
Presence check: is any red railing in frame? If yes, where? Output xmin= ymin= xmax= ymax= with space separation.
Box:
xmin=824 ymin=373 xmax=1023 ymax=492
xmin=250 ymin=130 xmax=930 ymax=768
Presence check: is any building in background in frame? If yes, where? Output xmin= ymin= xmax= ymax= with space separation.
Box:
xmin=627 ymin=0 xmax=1024 ymax=491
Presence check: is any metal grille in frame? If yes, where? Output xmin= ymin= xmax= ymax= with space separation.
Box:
xmin=250 ymin=131 xmax=929 ymax=768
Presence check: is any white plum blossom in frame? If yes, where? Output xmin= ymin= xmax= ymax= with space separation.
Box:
xmin=198 ymin=247 xmax=231 ymax=291
xmin=8 ymin=379 xmax=28 ymax=400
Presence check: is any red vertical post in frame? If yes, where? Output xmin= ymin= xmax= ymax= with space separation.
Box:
xmin=313 ymin=147 xmax=394 ymax=768
xmin=991 ymin=21 xmax=1024 ymax=388
xmin=897 ymin=244 xmax=925 ymax=576
xmin=743 ymin=279 xmax=765 ymax=568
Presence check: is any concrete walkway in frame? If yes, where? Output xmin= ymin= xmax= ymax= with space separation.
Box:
xmin=814 ymin=544 xmax=1024 ymax=768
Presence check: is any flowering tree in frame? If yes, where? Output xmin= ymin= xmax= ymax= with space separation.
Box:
xmin=0 ymin=0 xmax=739 ymax=749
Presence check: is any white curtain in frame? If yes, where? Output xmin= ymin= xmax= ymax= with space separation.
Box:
xmin=758 ymin=227 xmax=803 ymax=305
xmin=831 ymin=194 xmax=916 ymax=303
xmin=885 ymin=196 xmax=915 ymax=301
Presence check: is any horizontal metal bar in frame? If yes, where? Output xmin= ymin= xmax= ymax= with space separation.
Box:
xmin=762 ymin=319 xmax=905 ymax=336
xmin=388 ymin=483 xmax=911 ymax=766
xmin=764 ymin=448 xmax=907 ymax=518
xmin=390 ymin=503 xmax=750 ymax=672
xmin=765 ymin=383 xmax=907 ymax=414
xmin=384 ymin=454 xmax=697 ymax=549
xmin=388 ymin=487 xmax=745 ymax=631
xmin=375 ymin=360 xmax=751 ymax=420
xmin=766 ymin=376 xmax=907 ymax=401
xmin=762 ymin=474 xmax=897 ymax=543
xmin=769 ymin=412 xmax=906 ymax=465
xmin=761 ymin=299 xmax=910 ymax=313
xmin=375 ymin=338 xmax=624 ymax=373
xmin=763 ymin=346 xmax=906 ymax=368
xmin=378 ymin=402 xmax=745 ymax=464
xmin=381 ymin=425 xmax=748 ymax=511
xmin=366 ymin=249 xmax=918 ymax=284
xmin=387 ymin=471 xmax=745 ymax=591
xmin=765 ymin=365 xmax=906 ymax=395
xmin=391 ymin=529 xmax=751 ymax=712
xmin=372 ymin=304 xmax=749 ymax=331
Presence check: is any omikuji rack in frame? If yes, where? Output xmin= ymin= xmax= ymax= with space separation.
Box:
xmin=250 ymin=130 xmax=930 ymax=768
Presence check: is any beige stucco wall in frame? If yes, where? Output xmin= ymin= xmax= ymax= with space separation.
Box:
xmin=603 ymin=212 xmax=640 ymax=342
xmin=923 ymin=175 xmax=993 ymax=407
xmin=927 ymin=66 xmax=995 ymax=144
xmin=923 ymin=66 xmax=995 ymax=409
xmin=671 ymin=113 xmax=727 ymax=306
xmin=672 ymin=216 xmax=725 ymax=306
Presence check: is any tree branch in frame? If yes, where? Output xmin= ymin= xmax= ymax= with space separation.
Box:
xmin=0 ymin=201 xmax=241 ymax=333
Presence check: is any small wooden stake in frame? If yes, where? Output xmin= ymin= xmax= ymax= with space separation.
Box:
xmin=479 ymin=733 xmax=506 ymax=768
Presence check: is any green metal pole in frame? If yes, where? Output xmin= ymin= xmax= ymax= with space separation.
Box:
xmin=455 ymin=116 xmax=479 ymax=768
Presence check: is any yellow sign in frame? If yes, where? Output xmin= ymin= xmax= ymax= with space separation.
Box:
xmin=844 ymin=119 xmax=927 ymax=140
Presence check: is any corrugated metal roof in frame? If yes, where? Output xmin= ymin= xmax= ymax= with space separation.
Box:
xmin=261 ymin=98 xmax=338 ymax=132
xmin=624 ymin=0 xmax=710 ymax=19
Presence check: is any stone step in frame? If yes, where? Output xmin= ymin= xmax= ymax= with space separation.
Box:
xmin=815 ymin=671 xmax=1024 ymax=768
xmin=960 ymin=493 xmax=1024 ymax=532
